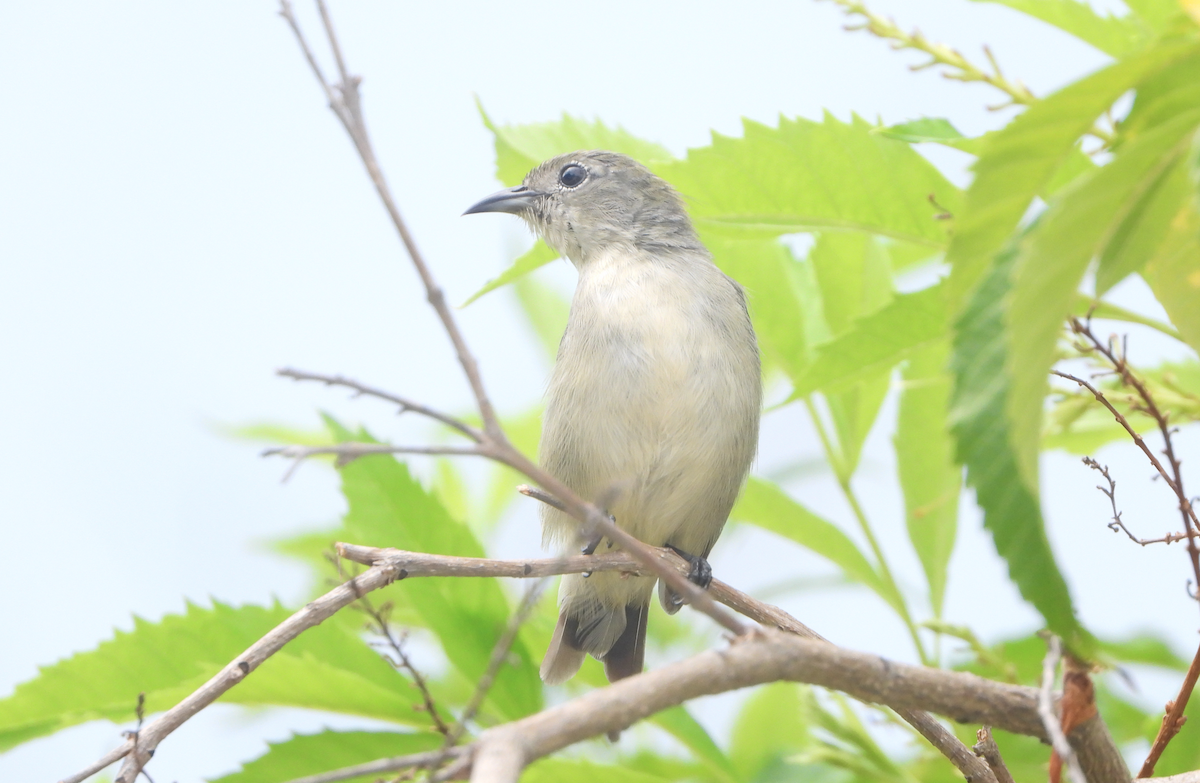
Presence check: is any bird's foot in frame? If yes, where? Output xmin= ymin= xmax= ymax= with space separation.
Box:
xmin=667 ymin=545 xmax=713 ymax=590
xmin=580 ymin=513 xmax=616 ymax=577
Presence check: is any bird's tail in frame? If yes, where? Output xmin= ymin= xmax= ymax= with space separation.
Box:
xmin=540 ymin=575 xmax=650 ymax=684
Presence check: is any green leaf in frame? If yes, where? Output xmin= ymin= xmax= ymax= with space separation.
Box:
xmin=704 ymin=234 xmax=811 ymax=380
xmin=874 ymin=118 xmax=986 ymax=154
xmin=894 ymin=340 xmax=960 ymax=617
xmin=650 ymin=706 xmax=737 ymax=783
xmin=211 ymin=730 xmax=441 ymax=783
xmin=323 ymin=417 xmax=542 ymax=721
xmin=1143 ymin=202 xmax=1200 ymax=355
xmin=461 ymin=241 xmax=559 ymax=306
xmin=949 ymin=245 xmax=1094 ymax=654
xmin=1124 ymin=0 xmax=1184 ymax=31
xmin=0 ymin=602 xmax=426 ymax=752
xmin=658 ymin=114 xmax=962 ymax=247
xmin=730 ymin=683 xmax=811 ymax=783
xmin=790 ymin=284 xmax=948 ymax=398
xmin=969 ymin=0 xmax=1150 ymax=56
xmin=823 ymin=369 xmax=892 ymax=478
xmin=733 ymin=478 xmax=898 ymax=613
xmin=945 ymin=39 xmax=1200 ymax=308
xmin=808 ymin=232 xmax=895 ymax=338
xmin=1075 ymin=293 xmax=1183 ymax=341
xmin=478 ymin=101 xmax=675 ymax=187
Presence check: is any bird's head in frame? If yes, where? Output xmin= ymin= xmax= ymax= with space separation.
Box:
xmin=464 ymin=150 xmax=702 ymax=264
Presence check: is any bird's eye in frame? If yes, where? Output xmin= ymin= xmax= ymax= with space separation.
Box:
xmin=559 ymin=164 xmax=587 ymax=188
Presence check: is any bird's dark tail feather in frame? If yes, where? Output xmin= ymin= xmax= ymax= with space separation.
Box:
xmin=602 ymin=604 xmax=648 ymax=683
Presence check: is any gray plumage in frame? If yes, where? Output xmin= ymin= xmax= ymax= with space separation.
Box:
xmin=465 ymin=150 xmax=761 ymax=685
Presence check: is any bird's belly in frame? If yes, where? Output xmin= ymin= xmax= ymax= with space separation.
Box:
xmin=540 ymin=300 xmax=756 ymax=554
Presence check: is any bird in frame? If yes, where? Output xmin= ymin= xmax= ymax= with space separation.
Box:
xmin=465 ymin=150 xmax=760 ymax=685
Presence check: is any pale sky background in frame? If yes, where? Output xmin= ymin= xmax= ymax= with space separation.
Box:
xmin=3 ymin=2 xmax=1198 ymax=782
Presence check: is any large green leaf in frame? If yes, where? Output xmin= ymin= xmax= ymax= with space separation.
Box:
xmin=945 ymin=39 xmax=1200 ymax=308
xmin=949 ymin=245 xmax=1093 ymax=654
xmin=969 ymin=0 xmax=1150 ymax=56
xmin=0 ymin=602 xmax=425 ymax=752
xmin=211 ymin=730 xmax=441 ymax=783
xmin=1143 ymin=201 xmax=1200 ymax=354
xmin=657 ymin=114 xmax=962 ymax=247
xmin=789 ymin=284 xmax=947 ymax=398
xmin=733 ymin=478 xmax=898 ymax=613
xmin=479 ymin=102 xmax=675 ymax=187
xmin=894 ymin=340 xmax=960 ymax=617
xmin=324 ymin=417 xmax=542 ymax=721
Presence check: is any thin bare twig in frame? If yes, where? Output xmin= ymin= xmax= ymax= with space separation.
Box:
xmin=327 ymin=553 xmax=453 ymax=737
xmin=278 ymin=367 xmax=484 ymax=442
xmin=973 ymin=726 xmax=1016 ymax=783
xmin=1083 ymin=458 xmax=1199 ymax=546
xmin=1040 ymin=635 xmax=1088 ymax=783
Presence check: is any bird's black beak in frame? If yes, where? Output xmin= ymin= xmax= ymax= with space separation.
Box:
xmin=463 ymin=185 xmax=539 ymax=216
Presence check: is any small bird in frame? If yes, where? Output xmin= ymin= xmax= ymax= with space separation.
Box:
xmin=465 ymin=151 xmax=760 ymax=684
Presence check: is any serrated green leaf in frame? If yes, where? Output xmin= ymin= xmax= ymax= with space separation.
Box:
xmin=895 ymin=340 xmax=960 ymax=617
xmin=211 ymin=730 xmax=441 ymax=783
xmin=323 ymin=416 xmax=542 ymax=721
xmin=1143 ymin=202 xmax=1200 ymax=354
xmin=658 ymin=115 xmax=962 ymax=247
xmin=969 ymin=0 xmax=1149 ymax=56
xmin=478 ymin=102 xmax=675 ymax=187
xmin=875 ymin=118 xmax=986 ymax=154
xmin=733 ymin=478 xmax=897 ymax=613
xmin=462 ymin=241 xmax=559 ymax=306
xmin=0 ymin=602 xmax=426 ymax=752
xmin=949 ymin=245 xmax=1094 ymax=654
xmin=1125 ymin=0 xmax=1184 ymax=31
xmin=650 ymin=706 xmax=737 ymax=783
xmin=945 ymin=39 xmax=1200 ymax=308
xmin=730 ymin=683 xmax=811 ymax=783
xmin=790 ymin=284 xmax=947 ymax=398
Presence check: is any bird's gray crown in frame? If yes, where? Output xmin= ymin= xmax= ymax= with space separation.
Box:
xmin=465 ymin=150 xmax=705 ymax=264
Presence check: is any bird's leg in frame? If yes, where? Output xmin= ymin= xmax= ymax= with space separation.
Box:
xmin=580 ymin=512 xmax=616 ymax=577
xmin=666 ymin=545 xmax=713 ymax=589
